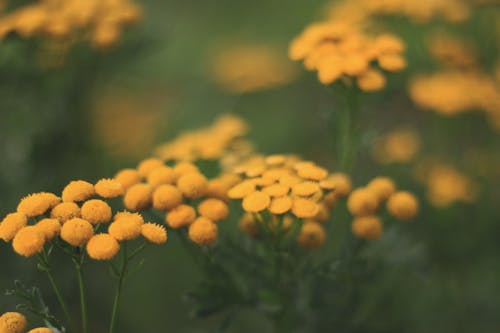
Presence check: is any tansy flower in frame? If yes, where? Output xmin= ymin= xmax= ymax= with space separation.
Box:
xmin=108 ymin=217 xmax=142 ymax=241
xmin=357 ymin=69 xmax=386 ymax=91
xmin=12 ymin=226 xmax=45 ymax=257
xmin=137 ymin=158 xmax=164 ymax=178
xmin=352 ymin=216 xmax=383 ymax=240
xmin=113 ymin=211 xmax=144 ymax=225
xmin=61 ymin=218 xmax=94 ymax=247
xmin=367 ymin=177 xmax=396 ymax=202
xmin=268 ymin=196 xmax=293 ymax=215
xmin=239 ymin=213 xmax=260 ymax=237
xmin=292 ymin=181 xmax=321 ymax=197
xmin=262 ymin=184 xmax=290 ymax=197
xmin=197 ymin=198 xmax=229 ymax=222
xmin=50 ymin=202 xmax=81 ymax=223
xmin=147 ymin=166 xmax=176 ymax=187
xmin=62 ymin=181 xmax=95 ymax=202
xmin=291 ymin=198 xmax=320 ymax=218
xmin=297 ymin=221 xmax=325 ymax=249
xmin=17 ymin=192 xmax=60 ymax=217
xmin=347 ymin=188 xmax=378 ymax=216
xmin=188 ymin=217 xmax=218 ymax=246
xmin=172 ymin=162 xmax=200 ymax=179
xmin=81 ymin=199 xmax=112 ymax=224
xmin=373 ymin=128 xmax=421 ymax=164
xmin=28 ymin=328 xmax=54 ymax=333
xmin=166 ymin=204 xmax=196 ymax=229
xmin=123 ymin=183 xmax=153 ymax=211
xmin=322 ymin=173 xmax=352 ymax=197
xmin=35 ymin=218 xmax=61 ymax=241
xmin=296 ymin=165 xmax=328 ymax=181
xmin=141 ymin=223 xmax=167 ymax=244
xmin=95 ymin=178 xmax=124 ymax=198
xmin=177 ymin=173 xmax=208 ymax=199
xmin=242 ymin=191 xmax=271 ymax=213
xmin=152 ymin=184 xmax=183 ymax=211
xmin=0 ymin=213 xmax=27 ymax=242
xmin=387 ymin=191 xmax=419 ymax=221
xmin=86 ymin=234 xmax=120 ymax=260
xmin=0 ymin=312 xmax=27 ymax=333
xmin=114 ymin=168 xmax=141 ymax=189
xmin=228 ymin=181 xmax=256 ymax=199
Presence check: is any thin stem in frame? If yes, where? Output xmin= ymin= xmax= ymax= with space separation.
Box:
xmin=45 ymin=269 xmax=75 ymax=331
xmin=337 ymin=85 xmax=360 ymax=171
xmin=74 ymin=253 xmax=88 ymax=333
xmin=109 ymin=242 xmax=128 ymax=333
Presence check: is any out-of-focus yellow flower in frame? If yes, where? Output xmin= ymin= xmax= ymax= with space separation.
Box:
xmin=152 ymin=184 xmax=183 ymax=211
xmin=177 ymin=173 xmax=208 ymax=199
xmin=373 ymin=128 xmax=421 ymax=164
xmin=86 ymin=234 xmax=120 ymax=260
xmin=427 ymin=33 xmax=476 ymax=68
xmin=188 ymin=217 xmax=218 ymax=246
xmin=114 ymin=168 xmax=141 ymax=189
xmin=352 ymin=216 xmax=383 ymax=240
xmin=0 ymin=312 xmax=27 ymax=333
xmin=242 ymin=191 xmax=271 ymax=213
xmin=367 ymin=177 xmax=396 ymax=202
xmin=12 ymin=226 xmax=45 ymax=257
xmin=210 ymin=44 xmax=298 ymax=93
xmin=123 ymin=183 xmax=153 ymax=211
xmin=137 ymin=158 xmax=164 ymax=178
xmin=387 ymin=191 xmax=419 ymax=220
xmin=0 ymin=212 xmax=27 ymax=242
xmin=141 ymin=223 xmax=167 ymax=244
xmin=197 ymin=198 xmax=229 ymax=222
xmin=347 ymin=188 xmax=378 ymax=216
xmin=147 ymin=166 xmax=176 ymax=188
xmin=297 ymin=221 xmax=325 ymax=248
xmin=166 ymin=204 xmax=196 ymax=229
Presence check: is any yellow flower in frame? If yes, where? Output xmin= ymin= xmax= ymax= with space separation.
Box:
xmin=108 ymin=217 xmax=142 ymax=241
xmin=35 ymin=218 xmax=61 ymax=241
xmin=114 ymin=168 xmax=141 ymax=189
xmin=188 ymin=217 xmax=218 ymax=246
xmin=137 ymin=158 xmax=164 ymax=178
xmin=166 ymin=204 xmax=196 ymax=229
xmin=268 ymin=196 xmax=293 ymax=215
xmin=61 ymin=218 xmax=94 ymax=247
xmin=0 ymin=312 xmax=27 ymax=333
xmin=12 ymin=226 xmax=45 ymax=257
xmin=147 ymin=166 xmax=176 ymax=188
xmin=172 ymin=162 xmax=200 ymax=179
xmin=239 ymin=213 xmax=260 ymax=237
xmin=81 ymin=199 xmax=112 ymax=224
xmin=94 ymin=178 xmax=124 ymax=198
xmin=291 ymin=198 xmax=320 ymax=218
xmin=292 ymin=181 xmax=321 ymax=197
xmin=177 ymin=173 xmax=208 ymax=199
xmin=367 ymin=177 xmax=396 ymax=202
xmin=357 ymin=69 xmax=386 ymax=91
xmin=152 ymin=184 xmax=183 ymax=211
xmin=373 ymin=129 xmax=421 ymax=164
xmin=197 ymin=198 xmax=229 ymax=222
xmin=296 ymin=165 xmax=328 ymax=181
xmin=262 ymin=184 xmax=290 ymax=197
xmin=141 ymin=223 xmax=168 ymax=244
xmin=228 ymin=180 xmax=256 ymax=199
xmin=17 ymin=192 xmax=60 ymax=217
xmin=242 ymin=191 xmax=271 ymax=213
xmin=352 ymin=216 xmax=383 ymax=240
xmin=387 ymin=191 xmax=418 ymax=221
xmin=50 ymin=202 xmax=81 ymax=223
xmin=27 ymin=328 xmax=54 ymax=333
xmin=322 ymin=173 xmax=352 ymax=196
xmin=86 ymin=234 xmax=120 ymax=260
xmin=0 ymin=213 xmax=27 ymax=242
xmin=113 ymin=211 xmax=144 ymax=225
xmin=62 ymin=181 xmax=95 ymax=202
xmin=297 ymin=221 xmax=325 ymax=249
xmin=378 ymin=53 xmax=407 ymax=71
xmin=123 ymin=183 xmax=153 ymax=211
xmin=347 ymin=188 xmax=378 ymax=216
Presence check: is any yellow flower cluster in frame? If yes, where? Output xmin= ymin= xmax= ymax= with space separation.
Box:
xmin=409 ymin=71 xmax=500 ymax=127
xmin=326 ymin=0 xmax=469 ymax=24
xmin=0 ymin=177 xmax=166 ymax=259
xmin=348 ymin=177 xmax=418 ymax=240
xmin=211 ymin=44 xmax=298 ymax=93
xmin=154 ymin=114 xmax=253 ymax=163
xmin=229 ymin=154 xmax=353 ymax=248
xmin=372 ymin=128 xmax=421 ymax=164
xmin=415 ymin=162 xmax=478 ymax=207
xmin=427 ymin=33 xmax=477 ymax=69
xmin=0 ymin=0 xmax=141 ymax=49
xmin=289 ymin=21 xmax=406 ymax=91
xmin=0 ymin=311 xmax=53 ymax=333
xmin=113 ymin=158 xmax=231 ymax=246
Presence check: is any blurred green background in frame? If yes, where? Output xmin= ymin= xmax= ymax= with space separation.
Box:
xmin=1 ymin=0 xmax=499 ymax=332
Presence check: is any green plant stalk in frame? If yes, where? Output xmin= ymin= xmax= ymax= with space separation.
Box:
xmin=109 ymin=242 xmax=128 ymax=333
xmin=337 ymin=85 xmax=360 ymax=171
xmin=44 ymin=269 xmax=75 ymax=331
xmin=75 ymin=264 xmax=88 ymax=333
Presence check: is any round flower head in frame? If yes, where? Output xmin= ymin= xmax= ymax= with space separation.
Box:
xmin=61 ymin=218 xmax=94 ymax=247
xmin=12 ymin=226 xmax=45 ymax=257
xmin=137 ymin=158 xmax=164 ymax=178
xmin=378 ymin=53 xmax=406 ymax=71
xmin=198 ymin=198 xmax=229 ymax=222
xmin=262 ymin=184 xmax=290 ymax=197
xmin=269 ymin=196 xmax=293 ymax=215
xmin=28 ymin=328 xmax=54 ymax=333
xmin=17 ymin=192 xmax=60 ymax=217
xmin=166 ymin=204 xmax=196 ymax=229
xmin=297 ymin=165 xmax=328 ymax=180
xmin=228 ymin=181 xmax=256 ymax=199
xmin=173 ymin=162 xmax=200 ymax=180
xmin=265 ymin=154 xmax=287 ymax=166
xmin=147 ymin=166 xmax=176 ymax=187
xmin=347 ymin=188 xmax=378 ymax=216
xmin=292 ymin=181 xmax=321 ymax=197
xmin=206 ymin=179 xmax=232 ymax=201
xmin=81 ymin=199 xmax=112 ymax=224
xmin=152 ymin=184 xmax=183 ymax=211
xmin=188 ymin=217 xmax=218 ymax=246
xmin=124 ymin=183 xmax=153 ymax=211
xmin=242 ymin=191 xmax=271 ymax=213
xmin=62 ymin=181 xmax=95 ymax=202
xmin=86 ymin=234 xmax=120 ymax=260
xmin=108 ymin=217 xmax=142 ymax=241
xmin=297 ymin=221 xmax=325 ymax=249
xmin=352 ymin=216 xmax=383 ymax=240
xmin=357 ymin=69 xmax=386 ymax=91
xmin=114 ymin=168 xmax=141 ymax=189
xmin=0 ymin=312 xmax=27 ymax=333
xmin=367 ymin=177 xmax=396 ymax=202
xmin=95 ymin=178 xmax=124 ymax=198
xmin=323 ymin=173 xmax=352 ymax=197
xmin=387 ymin=191 xmax=418 ymax=221
xmin=50 ymin=202 xmax=81 ymax=223
xmin=239 ymin=213 xmax=260 ymax=237
xmin=177 ymin=173 xmax=208 ymax=199
xmin=141 ymin=223 xmax=168 ymax=244
xmin=35 ymin=218 xmax=61 ymax=241
xmin=291 ymin=198 xmax=319 ymax=218
xmin=0 ymin=212 xmax=27 ymax=242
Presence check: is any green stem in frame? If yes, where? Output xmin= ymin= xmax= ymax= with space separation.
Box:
xmin=45 ymin=269 xmax=75 ymax=331
xmin=74 ymin=257 xmax=88 ymax=333
xmin=109 ymin=242 xmax=128 ymax=333
xmin=337 ymin=85 xmax=360 ymax=171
